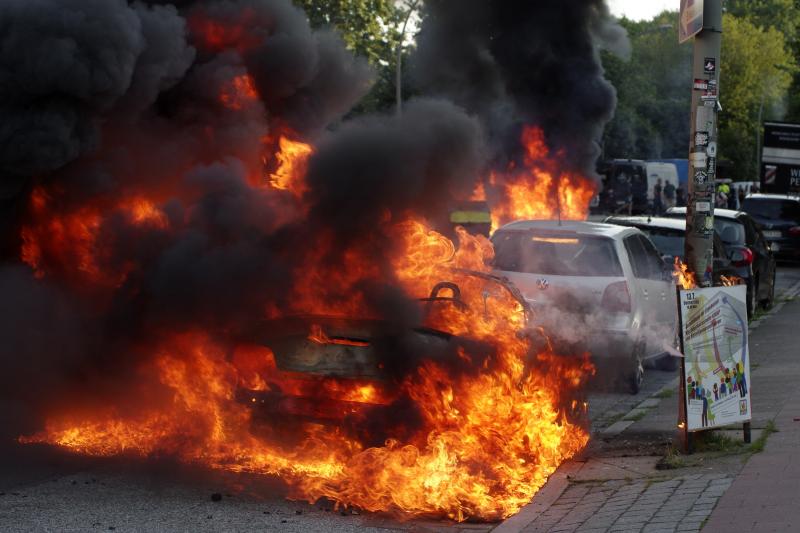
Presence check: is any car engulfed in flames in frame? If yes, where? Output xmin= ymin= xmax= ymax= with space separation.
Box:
xmin=13 ymin=1 xmax=605 ymax=522
xmin=21 ymin=226 xmax=594 ymax=522
xmin=235 ymin=271 xmax=572 ymax=447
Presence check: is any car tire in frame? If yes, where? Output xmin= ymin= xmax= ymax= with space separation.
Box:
xmin=746 ymin=279 xmax=757 ymax=319
xmin=760 ymin=268 xmax=776 ymax=310
xmin=629 ymin=343 xmax=644 ymax=395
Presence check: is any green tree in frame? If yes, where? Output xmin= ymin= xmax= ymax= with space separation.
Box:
xmin=293 ymin=0 xmax=407 ymax=113
xmin=719 ymin=13 xmax=796 ymax=180
xmin=724 ymin=0 xmax=800 ymax=123
xmin=601 ymin=11 xmax=692 ymax=160
xmin=725 ymin=0 xmax=800 ymax=44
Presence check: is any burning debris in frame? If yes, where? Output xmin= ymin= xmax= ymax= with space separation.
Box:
xmin=1 ymin=0 xmax=626 ymax=523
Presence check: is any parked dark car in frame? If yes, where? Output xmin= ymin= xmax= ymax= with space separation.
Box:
xmin=740 ymin=194 xmax=800 ymax=262
xmin=664 ymin=207 xmax=777 ymax=313
xmin=604 ymin=216 xmax=762 ymax=317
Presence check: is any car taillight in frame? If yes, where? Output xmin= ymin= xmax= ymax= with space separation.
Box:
xmin=602 ymin=281 xmax=631 ymax=313
xmin=789 ymin=226 xmax=800 ymax=236
xmin=731 ymin=247 xmax=754 ymax=267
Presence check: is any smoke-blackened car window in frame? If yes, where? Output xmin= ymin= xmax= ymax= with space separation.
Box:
xmin=492 ymin=231 xmax=623 ymax=277
xmin=742 ymin=198 xmax=800 ymax=220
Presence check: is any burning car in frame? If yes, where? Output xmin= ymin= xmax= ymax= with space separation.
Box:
xmin=233 ymin=269 xmax=585 ymax=447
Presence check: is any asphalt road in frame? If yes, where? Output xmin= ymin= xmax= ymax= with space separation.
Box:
xmin=3 ymin=265 xmax=799 ymax=533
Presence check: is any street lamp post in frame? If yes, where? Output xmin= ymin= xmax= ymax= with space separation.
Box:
xmin=395 ymin=0 xmax=420 ymax=117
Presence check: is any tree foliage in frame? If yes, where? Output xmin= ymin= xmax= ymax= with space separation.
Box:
xmin=601 ymin=8 xmax=798 ymax=181
xmin=292 ymin=0 xmax=408 ymax=113
xmin=719 ymin=13 xmax=796 ymax=179
xmin=601 ymin=11 xmax=692 ymax=161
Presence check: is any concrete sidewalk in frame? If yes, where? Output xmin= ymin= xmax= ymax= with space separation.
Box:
xmin=702 ymin=313 xmax=800 ymax=532
xmin=495 ymin=283 xmax=800 ymax=533
xmin=703 ymin=387 xmax=800 ymax=532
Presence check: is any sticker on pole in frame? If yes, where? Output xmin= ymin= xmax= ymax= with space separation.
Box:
xmin=680 ymin=0 xmax=704 ymax=44
xmin=704 ymin=57 xmax=716 ymax=75
xmin=679 ymin=285 xmax=751 ymax=431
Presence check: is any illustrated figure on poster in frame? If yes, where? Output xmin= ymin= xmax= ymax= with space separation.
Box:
xmin=701 ymin=389 xmax=709 ymax=427
xmin=713 ymin=382 xmax=719 ymax=400
xmin=737 ymin=362 xmax=748 ymax=397
xmin=720 ymin=377 xmax=727 ymax=397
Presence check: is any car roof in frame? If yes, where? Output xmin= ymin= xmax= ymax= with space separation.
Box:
xmin=745 ymin=193 xmax=800 ymax=202
xmin=495 ymin=220 xmax=635 ymax=239
xmin=605 ymin=216 xmax=686 ymax=231
xmin=665 ymin=207 xmax=745 ymax=221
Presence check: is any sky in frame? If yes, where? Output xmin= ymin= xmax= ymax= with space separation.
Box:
xmin=608 ymin=0 xmax=676 ymax=21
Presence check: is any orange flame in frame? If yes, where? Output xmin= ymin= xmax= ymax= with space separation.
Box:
xmin=673 ymin=257 xmax=697 ymax=290
xmin=488 ymin=127 xmax=596 ymax=231
xmin=219 ymin=73 xmax=259 ymax=110
xmin=720 ymin=275 xmax=744 ymax=287
xmin=22 ymin=218 xmax=592 ymax=521
xmin=20 ymin=120 xmax=595 ymax=521
xmin=268 ymin=135 xmax=313 ymax=197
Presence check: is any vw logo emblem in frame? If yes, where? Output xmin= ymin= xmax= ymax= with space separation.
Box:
xmin=536 ymin=278 xmax=549 ymax=290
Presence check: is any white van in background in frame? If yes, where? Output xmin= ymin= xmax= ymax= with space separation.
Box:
xmin=645 ymin=162 xmax=680 ymax=201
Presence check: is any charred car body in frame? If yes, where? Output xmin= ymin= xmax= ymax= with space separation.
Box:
xmin=234 ymin=270 xmax=580 ymax=446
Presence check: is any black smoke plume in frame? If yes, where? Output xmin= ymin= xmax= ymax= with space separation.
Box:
xmin=412 ymin=0 xmax=628 ymax=177
xmin=0 ymin=0 xmax=485 ymax=441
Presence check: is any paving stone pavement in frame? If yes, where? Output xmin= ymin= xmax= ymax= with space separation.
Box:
xmin=519 ymin=475 xmax=733 ymax=533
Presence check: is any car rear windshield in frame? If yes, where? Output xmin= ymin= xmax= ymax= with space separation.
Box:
xmin=742 ymin=198 xmax=800 ymax=221
xmin=492 ymin=231 xmax=623 ymax=277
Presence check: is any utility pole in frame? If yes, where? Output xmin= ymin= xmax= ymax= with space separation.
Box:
xmin=684 ymin=0 xmax=722 ymax=287
xmin=679 ymin=0 xmax=723 ymax=455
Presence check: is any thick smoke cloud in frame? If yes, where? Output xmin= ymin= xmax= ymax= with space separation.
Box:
xmin=0 ymin=0 xmax=623 ymax=444
xmin=0 ymin=0 xmax=194 ymax=181
xmin=304 ymin=99 xmax=485 ymax=241
xmin=412 ymin=0 xmax=628 ymax=176
xmin=0 ymin=0 xmax=493 ymax=440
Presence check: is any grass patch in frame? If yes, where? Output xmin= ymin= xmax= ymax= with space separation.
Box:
xmin=654 ymin=388 xmax=675 ymax=399
xmin=656 ymin=444 xmax=686 ymax=470
xmin=749 ymin=420 xmax=777 ymax=453
xmin=750 ymin=308 xmax=768 ymax=322
xmin=601 ymin=412 xmax=625 ymax=427
xmin=623 ymin=409 xmax=652 ymax=422
xmin=693 ymin=431 xmax=746 ymax=453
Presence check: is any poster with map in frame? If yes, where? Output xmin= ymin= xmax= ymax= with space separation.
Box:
xmin=679 ymin=285 xmax=751 ymax=432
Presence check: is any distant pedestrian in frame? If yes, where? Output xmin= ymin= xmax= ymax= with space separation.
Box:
xmin=676 ymin=186 xmax=686 ymax=207
xmin=728 ymin=186 xmax=737 ymax=209
xmin=664 ymin=181 xmax=676 ymax=209
xmin=738 ymin=187 xmax=745 ymax=208
xmin=653 ymin=178 xmax=664 ymax=214
xmin=716 ymin=184 xmax=729 ymax=208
